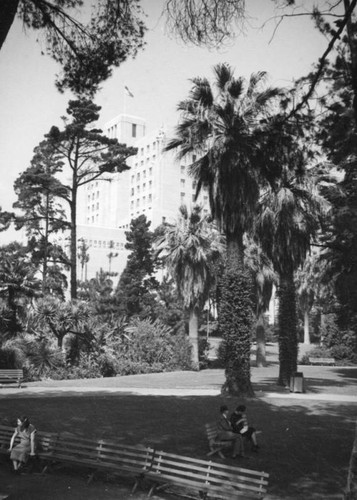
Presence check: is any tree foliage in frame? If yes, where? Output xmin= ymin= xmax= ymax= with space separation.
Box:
xmin=155 ymin=204 xmax=224 ymax=367
xmin=0 ymin=0 xmax=146 ymax=95
xmin=115 ymin=214 xmax=158 ymax=317
xmin=44 ymin=98 xmax=136 ymax=299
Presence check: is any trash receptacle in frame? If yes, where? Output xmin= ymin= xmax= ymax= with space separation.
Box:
xmin=290 ymin=372 xmax=304 ymax=393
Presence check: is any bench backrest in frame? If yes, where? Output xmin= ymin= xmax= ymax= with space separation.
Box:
xmin=205 ymin=422 xmax=219 ymax=442
xmin=46 ymin=432 xmax=156 ymax=474
xmin=0 ymin=369 xmax=23 ymax=377
xmin=150 ymin=449 xmax=269 ymax=498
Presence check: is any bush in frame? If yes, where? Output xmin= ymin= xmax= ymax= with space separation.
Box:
xmin=0 ymin=346 xmax=22 ymax=369
xmin=123 ymin=317 xmax=193 ymax=371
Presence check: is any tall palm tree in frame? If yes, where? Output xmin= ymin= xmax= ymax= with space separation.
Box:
xmin=166 ymin=63 xmax=282 ymax=393
xmin=257 ymin=166 xmax=327 ymax=385
xmin=155 ymin=205 xmax=224 ymax=368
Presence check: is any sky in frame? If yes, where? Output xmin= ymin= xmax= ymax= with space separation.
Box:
xmin=0 ymin=0 xmax=327 ymax=244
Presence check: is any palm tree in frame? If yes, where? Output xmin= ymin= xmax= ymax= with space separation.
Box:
xmin=0 ymin=257 xmax=41 ymax=335
xmin=257 ymin=166 xmax=327 ymax=385
xmin=166 ymin=63 xmax=282 ymax=393
xmin=155 ymin=205 xmax=224 ymax=368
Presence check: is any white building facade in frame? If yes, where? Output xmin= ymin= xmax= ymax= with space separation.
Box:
xmin=74 ymin=114 xmax=210 ymax=282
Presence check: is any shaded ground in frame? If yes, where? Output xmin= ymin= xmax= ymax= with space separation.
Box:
xmin=0 ymin=343 xmax=356 ymax=500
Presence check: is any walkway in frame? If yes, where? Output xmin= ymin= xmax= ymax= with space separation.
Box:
xmin=1 ymin=360 xmax=356 ymax=402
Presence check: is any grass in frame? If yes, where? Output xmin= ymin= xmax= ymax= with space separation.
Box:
xmin=0 ymin=344 xmax=356 ymax=499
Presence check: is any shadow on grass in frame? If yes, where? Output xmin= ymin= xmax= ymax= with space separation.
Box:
xmin=0 ymin=392 xmax=356 ymax=499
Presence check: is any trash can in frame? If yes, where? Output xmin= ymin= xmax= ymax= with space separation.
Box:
xmin=290 ymin=372 xmax=304 ymax=393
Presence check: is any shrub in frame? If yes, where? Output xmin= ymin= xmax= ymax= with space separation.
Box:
xmin=0 ymin=345 xmax=22 ymax=369
xmin=122 ymin=317 xmax=193 ymax=371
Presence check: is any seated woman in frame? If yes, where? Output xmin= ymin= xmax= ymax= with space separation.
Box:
xmin=230 ymin=405 xmax=259 ymax=452
xmin=9 ymin=415 xmax=36 ymax=473
xmin=217 ymin=405 xmax=245 ymax=458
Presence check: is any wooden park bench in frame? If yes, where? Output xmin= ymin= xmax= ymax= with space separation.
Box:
xmin=35 ymin=432 xmax=156 ymax=492
xmin=308 ymin=357 xmax=335 ymax=366
xmin=0 ymin=369 xmax=23 ymax=388
xmin=205 ymin=422 xmax=236 ymax=459
xmin=146 ymin=449 xmax=269 ymax=499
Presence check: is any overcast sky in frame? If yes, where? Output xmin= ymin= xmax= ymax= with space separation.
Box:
xmin=0 ymin=0 xmax=327 ymax=244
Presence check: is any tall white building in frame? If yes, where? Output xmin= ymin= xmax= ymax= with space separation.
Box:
xmin=75 ymin=114 xmax=210 ymax=281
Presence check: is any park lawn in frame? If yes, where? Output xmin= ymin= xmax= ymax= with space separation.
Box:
xmin=0 ymin=390 xmax=355 ymax=499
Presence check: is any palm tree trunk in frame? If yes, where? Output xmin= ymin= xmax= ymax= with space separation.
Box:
xmin=189 ymin=307 xmax=199 ymax=370
xmin=256 ymin=313 xmax=267 ymax=367
xmin=278 ymin=272 xmax=299 ymax=386
xmin=226 ymin=233 xmax=244 ymax=272
xmin=303 ymin=310 xmax=310 ymax=344
xmin=219 ymin=236 xmax=254 ymax=396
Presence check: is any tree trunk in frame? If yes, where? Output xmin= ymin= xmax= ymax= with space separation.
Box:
xmin=256 ymin=313 xmax=267 ymax=367
xmin=0 ymin=0 xmax=20 ymax=51
xmin=303 ymin=310 xmax=310 ymax=344
xmin=189 ymin=307 xmax=199 ymax=370
xmin=278 ymin=272 xmax=299 ymax=386
xmin=344 ymin=0 xmax=357 ymax=126
xmin=70 ymin=168 xmax=78 ymax=300
xmin=219 ymin=236 xmax=255 ymax=396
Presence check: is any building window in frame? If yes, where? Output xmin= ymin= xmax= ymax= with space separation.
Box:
xmin=130 ymin=201 xmax=134 ymax=210
xmin=180 ymin=179 xmax=185 ymax=188
xmin=181 ymin=165 xmax=185 ymax=174
xmin=162 ymin=216 xmax=166 ymax=223
xmin=136 ymin=173 xmax=140 ymax=181
xmin=149 ymin=167 xmax=152 ymax=176
xmin=136 ymin=199 xmax=140 ymax=207
xmin=131 ymin=187 xmax=134 ymax=196
xmin=131 ymin=175 xmax=134 ymax=184
xmin=141 ymin=148 xmax=144 ymax=155
xmin=132 ymin=123 xmax=137 ymax=138
xmin=192 ymin=194 xmax=195 ymax=202
xmin=97 ymin=191 xmax=99 ymax=198
xmin=92 ymin=193 xmax=95 ymax=200
xmin=143 ymin=195 xmax=146 ymax=204
xmin=192 ymin=154 xmax=197 ymax=162
xmin=96 ymin=202 xmax=99 ymax=209
xmin=149 ymin=180 xmax=152 ymax=189
xmin=192 ymin=181 xmax=197 ymax=189
xmin=148 ymin=194 xmax=152 ymax=203
xmin=180 ymin=192 xmax=185 ymax=202
xmin=137 ymin=185 xmax=140 ymax=193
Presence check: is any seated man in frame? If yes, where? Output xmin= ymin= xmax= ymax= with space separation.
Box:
xmin=217 ymin=405 xmax=245 ymax=458
xmin=230 ymin=404 xmax=259 ymax=452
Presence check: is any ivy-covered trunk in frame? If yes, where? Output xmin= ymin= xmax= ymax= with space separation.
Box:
xmin=278 ymin=272 xmax=299 ymax=386
xmin=219 ymin=234 xmax=254 ymax=396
